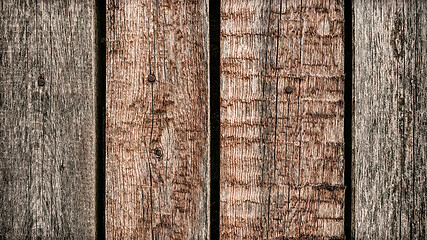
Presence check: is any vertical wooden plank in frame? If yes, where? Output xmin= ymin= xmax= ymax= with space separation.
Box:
xmin=353 ymin=1 xmax=402 ymax=238
xmin=0 ymin=0 xmax=96 ymax=238
xmin=353 ymin=0 xmax=426 ymax=238
xmin=410 ymin=1 xmax=427 ymax=238
xmin=105 ymin=0 xmax=210 ymax=239
xmin=220 ymin=0 xmax=345 ymax=238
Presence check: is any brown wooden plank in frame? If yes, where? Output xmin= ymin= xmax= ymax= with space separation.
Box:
xmin=353 ymin=0 xmax=426 ymax=238
xmin=220 ymin=0 xmax=345 ymax=238
xmin=0 ymin=1 xmax=96 ymax=238
xmin=105 ymin=0 xmax=210 ymax=239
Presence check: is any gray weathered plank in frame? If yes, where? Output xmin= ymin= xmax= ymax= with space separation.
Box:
xmin=220 ymin=0 xmax=345 ymax=238
xmin=353 ymin=0 xmax=426 ymax=238
xmin=0 ymin=1 xmax=96 ymax=238
xmin=105 ymin=0 xmax=210 ymax=239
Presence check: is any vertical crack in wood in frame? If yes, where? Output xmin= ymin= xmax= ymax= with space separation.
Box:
xmin=297 ymin=0 xmax=303 ymax=236
xmin=268 ymin=0 xmax=283 ymax=239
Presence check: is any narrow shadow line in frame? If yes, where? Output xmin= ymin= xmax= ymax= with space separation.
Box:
xmin=95 ymin=0 xmax=106 ymax=239
xmin=209 ymin=0 xmax=220 ymax=239
xmin=344 ymin=0 xmax=353 ymax=239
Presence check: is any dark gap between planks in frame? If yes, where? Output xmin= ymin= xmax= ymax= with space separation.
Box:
xmin=344 ymin=0 xmax=353 ymax=238
xmin=210 ymin=0 xmax=221 ymax=239
xmin=95 ymin=0 xmax=106 ymax=239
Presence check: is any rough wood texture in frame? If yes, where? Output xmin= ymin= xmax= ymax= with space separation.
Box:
xmin=0 ymin=1 xmax=96 ymax=238
xmin=106 ymin=0 xmax=210 ymax=239
xmin=353 ymin=0 xmax=426 ymax=238
xmin=221 ymin=0 xmax=345 ymax=238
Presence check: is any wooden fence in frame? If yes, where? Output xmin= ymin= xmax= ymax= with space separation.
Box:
xmin=1 ymin=0 xmax=425 ymax=239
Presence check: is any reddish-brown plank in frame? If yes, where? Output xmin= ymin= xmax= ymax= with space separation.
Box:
xmin=106 ymin=0 xmax=210 ymax=239
xmin=220 ymin=0 xmax=345 ymax=238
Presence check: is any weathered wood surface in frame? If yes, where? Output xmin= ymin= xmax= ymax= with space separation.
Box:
xmin=0 ymin=0 xmax=96 ymax=238
xmin=221 ymin=0 xmax=345 ymax=238
xmin=353 ymin=0 xmax=426 ymax=239
xmin=106 ymin=0 xmax=210 ymax=239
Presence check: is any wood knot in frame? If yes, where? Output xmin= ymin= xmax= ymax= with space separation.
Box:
xmin=285 ymin=86 xmax=293 ymax=94
xmin=154 ymin=147 xmax=163 ymax=158
xmin=38 ymin=75 xmax=45 ymax=87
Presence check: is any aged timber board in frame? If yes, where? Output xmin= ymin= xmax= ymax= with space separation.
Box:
xmin=106 ymin=0 xmax=210 ymax=239
xmin=0 ymin=0 xmax=96 ymax=238
xmin=353 ymin=0 xmax=426 ymax=239
xmin=220 ymin=0 xmax=345 ymax=239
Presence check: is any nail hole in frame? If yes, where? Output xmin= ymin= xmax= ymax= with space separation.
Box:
xmin=147 ymin=74 xmax=156 ymax=83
